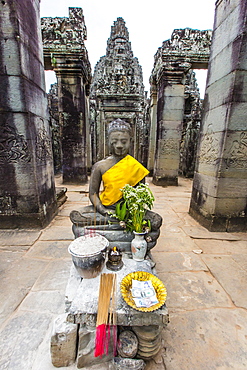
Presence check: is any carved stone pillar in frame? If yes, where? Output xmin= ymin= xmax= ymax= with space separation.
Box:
xmin=41 ymin=8 xmax=91 ymax=184
xmin=0 ymin=0 xmax=57 ymax=228
xmin=147 ymin=86 xmax=157 ymax=173
xmin=153 ymin=63 xmax=191 ymax=186
xmin=189 ymin=0 xmax=247 ymax=231
xmin=55 ymin=61 xmax=88 ymax=184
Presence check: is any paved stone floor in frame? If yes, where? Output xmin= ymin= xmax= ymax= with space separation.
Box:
xmin=0 ymin=176 xmax=247 ymax=370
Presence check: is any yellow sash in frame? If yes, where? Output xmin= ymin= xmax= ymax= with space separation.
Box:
xmin=99 ymin=155 xmax=149 ymax=206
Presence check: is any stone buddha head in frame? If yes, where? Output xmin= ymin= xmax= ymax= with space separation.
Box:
xmin=108 ymin=118 xmax=131 ymax=158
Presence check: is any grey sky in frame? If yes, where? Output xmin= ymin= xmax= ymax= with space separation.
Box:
xmin=40 ymin=0 xmax=216 ymax=96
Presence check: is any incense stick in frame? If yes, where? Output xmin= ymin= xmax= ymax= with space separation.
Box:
xmin=95 ymin=273 xmax=117 ymax=357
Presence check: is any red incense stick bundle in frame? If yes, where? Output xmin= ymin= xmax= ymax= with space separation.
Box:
xmin=94 ymin=273 xmax=117 ymax=357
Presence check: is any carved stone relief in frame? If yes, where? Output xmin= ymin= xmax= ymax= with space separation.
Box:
xmin=41 ymin=7 xmax=87 ymax=52
xmin=224 ymin=132 xmax=247 ymax=169
xmin=159 ymin=139 xmax=180 ymax=156
xmin=0 ymin=124 xmax=31 ymax=164
xmin=35 ymin=120 xmax=53 ymax=162
xmin=0 ymin=194 xmax=16 ymax=215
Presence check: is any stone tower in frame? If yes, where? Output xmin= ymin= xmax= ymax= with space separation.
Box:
xmin=189 ymin=0 xmax=247 ymax=231
xmin=0 ymin=0 xmax=57 ymax=228
xmin=90 ymin=18 xmax=146 ymax=164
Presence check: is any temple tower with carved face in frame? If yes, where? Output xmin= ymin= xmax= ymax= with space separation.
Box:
xmin=90 ymin=18 xmax=146 ymax=164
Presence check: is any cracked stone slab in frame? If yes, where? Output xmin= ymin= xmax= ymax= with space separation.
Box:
xmin=0 ymin=258 xmax=48 ymax=326
xmin=0 ymin=230 xmax=41 ymax=246
xmin=0 ymin=311 xmax=53 ymax=370
xmin=162 ymin=308 xmax=247 ymax=370
xmin=0 ymin=251 xmax=25 ymax=274
xmin=158 ymin=271 xmax=232 ymax=310
xmin=19 ymin=290 xmax=65 ymax=314
xmin=152 ymin=252 xmax=208 ymax=273
xmin=201 ymin=255 xmax=247 ymax=309
xmin=32 ymin=259 xmax=72 ymax=291
xmin=232 ymin=254 xmax=247 ymax=271
xmin=154 ymin=234 xmax=198 ymax=253
xmin=25 ymin=240 xmax=71 ymax=260
xmin=40 ymin=226 xmax=74 ymax=241
xmin=182 ymin=226 xmax=242 ymax=240
xmin=193 ymin=239 xmax=247 ymax=254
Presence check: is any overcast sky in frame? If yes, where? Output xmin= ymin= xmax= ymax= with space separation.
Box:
xmin=40 ymin=0 xmax=216 ymax=96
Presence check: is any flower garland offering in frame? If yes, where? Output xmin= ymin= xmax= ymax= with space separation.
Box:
xmin=131 ymin=279 xmax=159 ymax=308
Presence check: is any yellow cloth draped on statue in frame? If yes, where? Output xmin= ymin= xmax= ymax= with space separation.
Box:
xmin=99 ymin=155 xmax=149 ymax=206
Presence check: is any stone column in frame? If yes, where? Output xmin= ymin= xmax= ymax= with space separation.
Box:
xmin=55 ymin=62 xmax=88 ymax=184
xmin=153 ymin=63 xmax=190 ymax=186
xmin=147 ymin=86 xmax=157 ymax=173
xmin=189 ymin=0 xmax=247 ymax=231
xmin=0 ymin=0 xmax=57 ymax=228
xmin=41 ymin=8 xmax=91 ymax=183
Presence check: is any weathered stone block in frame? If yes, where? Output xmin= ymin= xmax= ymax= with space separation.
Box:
xmin=212 ymin=3 xmax=244 ymax=54
xmin=50 ymin=313 xmax=78 ymax=367
xmin=161 ymin=109 xmax=184 ymax=121
xmin=77 ymin=325 xmax=113 ymax=368
xmin=214 ymin=0 xmax=243 ymax=29
xmin=214 ymin=196 xmax=247 ymax=215
xmin=227 ymin=102 xmax=247 ymax=129
xmin=162 ymin=95 xmax=185 ymax=110
xmin=160 ymin=84 xmax=185 ymax=97
xmin=204 ymin=74 xmax=235 ymax=111
xmin=207 ymin=46 xmax=235 ymax=86
xmin=158 ymin=120 xmax=183 ymax=132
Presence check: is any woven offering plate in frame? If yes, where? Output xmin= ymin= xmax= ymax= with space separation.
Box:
xmin=120 ymin=271 xmax=167 ymax=312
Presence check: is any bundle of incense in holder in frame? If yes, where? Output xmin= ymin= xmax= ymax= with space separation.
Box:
xmin=94 ymin=273 xmax=117 ymax=357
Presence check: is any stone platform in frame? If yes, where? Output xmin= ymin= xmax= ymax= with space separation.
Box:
xmin=0 ymin=176 xmax=247 ymax=369
xmin=51 ymin=258 xmax=168 ymax=368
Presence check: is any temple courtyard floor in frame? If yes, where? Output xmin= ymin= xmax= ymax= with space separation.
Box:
xmin=0 ymin=176 xmax=247 ymax=370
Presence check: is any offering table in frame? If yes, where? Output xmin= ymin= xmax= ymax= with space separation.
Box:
xmin=51 ymin=257 xmax=169 ymax=369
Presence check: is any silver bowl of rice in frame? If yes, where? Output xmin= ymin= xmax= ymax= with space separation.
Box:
xmin=68 ymin=234 xmax=109 ymax=279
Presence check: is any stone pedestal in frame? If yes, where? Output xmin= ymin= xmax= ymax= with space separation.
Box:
xmin=51 ymin=258 xmax=169 ymax=368
xmin=189 ymin=0 xmax=247 ymax=231
xmin=0 ymin=0 xmax=57 ymax=228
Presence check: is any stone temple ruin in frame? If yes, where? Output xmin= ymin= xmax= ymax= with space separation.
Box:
xmin=149 ymin=28 xmax=212 ymax=185
xmin=42 ymin=8 xmax=91 ymax=184
xmin=90 ymin=18 xmax=146 ymax=165
xmin=0 ymin=1 xmax=246 ymax=228
xmin=0 ymin=0 xmax=247 ymax=368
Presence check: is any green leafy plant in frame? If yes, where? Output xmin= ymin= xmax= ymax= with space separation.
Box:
xmin=112 ymin=183 xmax=154 ymax=233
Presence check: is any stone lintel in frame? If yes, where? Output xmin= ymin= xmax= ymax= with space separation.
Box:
xmin=67 ymin=308 xmax=169 ymax=327
xmin=53 ymin=60 xmax=91 ymax=86
xmin=98 ymin=93 xmax=143 ymax=100
xmin=157 ymin=67 xmax=189 ymax=86
xmin=101 ymin=106 xmax=142 ymax=113
xmin=189 ymin=201 xmax=247 ymax=232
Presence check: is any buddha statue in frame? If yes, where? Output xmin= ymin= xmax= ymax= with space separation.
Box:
xmin=70 ymin=118 xmax=162 ymax=252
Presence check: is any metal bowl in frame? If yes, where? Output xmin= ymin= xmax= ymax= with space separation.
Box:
xmin=68 ymin=234 xmax=109 ymax=279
